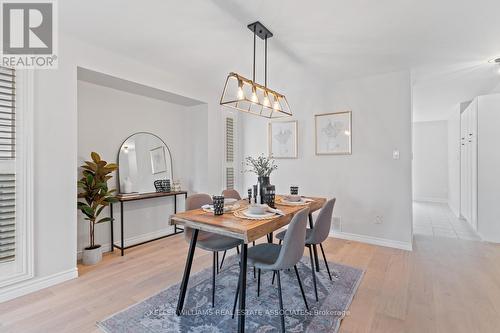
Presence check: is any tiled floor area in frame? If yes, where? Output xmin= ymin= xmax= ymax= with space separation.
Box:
xmin=413 ymin=201 xmax=481 ymax=240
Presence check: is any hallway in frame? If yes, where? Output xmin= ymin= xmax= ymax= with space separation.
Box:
xmin=413 ymin=201 xmax=480 ymax=240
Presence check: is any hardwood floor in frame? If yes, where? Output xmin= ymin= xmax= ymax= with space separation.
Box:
xmin=1 ymin=232 xmax=499 ymax=333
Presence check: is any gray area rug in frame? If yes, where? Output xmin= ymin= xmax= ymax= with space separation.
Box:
xmin=98 ymin=255 xmax=363 ymax=333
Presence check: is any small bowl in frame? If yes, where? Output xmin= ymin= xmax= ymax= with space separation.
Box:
xmin=247 ymin=204 xmax=268 ymax=215
xmin=224 ymin=198 xmax=238 ymax=206
xmin=284 ymin=195 xmax=302 ymax=202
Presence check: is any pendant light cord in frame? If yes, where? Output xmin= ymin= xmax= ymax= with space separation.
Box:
xmin=265 ymin=36 xmax=267 ymax=87
xmin=252 ymin=26 xmax=256 ymax=83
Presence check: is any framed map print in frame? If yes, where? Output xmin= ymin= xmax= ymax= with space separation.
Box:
xmin=268 ymin=120 xmax=298 ymax=159
xmin=315 ymin=111 xmax=352 ymax=155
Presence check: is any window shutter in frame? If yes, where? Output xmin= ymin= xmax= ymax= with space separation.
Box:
xmin=224 ymin=116 xmax=236 ymax=190
xmin=0 ymin=66 xmax=16 ymax=264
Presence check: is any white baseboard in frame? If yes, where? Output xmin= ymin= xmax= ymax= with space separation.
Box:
xmin=0 ymin=268 xmax=78 ymax=303
xmin=330 ymin=230 xmax=413 ymax=251
xmin=413 ymin=197 xmax=448 ymax=204
xmin=77 ymin=227 xmax=177 ymax=259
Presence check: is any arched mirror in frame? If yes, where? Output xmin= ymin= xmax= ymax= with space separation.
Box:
xmin=117 ymin=132 xmax=173 ymax=193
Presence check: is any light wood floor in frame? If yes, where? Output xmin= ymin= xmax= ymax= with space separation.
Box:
xmin=1 ymin=233 xmax=499 ymax=333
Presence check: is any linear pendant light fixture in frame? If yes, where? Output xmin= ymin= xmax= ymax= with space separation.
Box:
xmin=220 ymin=21 xmax=292 ymax=118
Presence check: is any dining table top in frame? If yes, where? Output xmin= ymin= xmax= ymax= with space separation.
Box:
xmin=170 ymin=195 xmax=326 ymax=244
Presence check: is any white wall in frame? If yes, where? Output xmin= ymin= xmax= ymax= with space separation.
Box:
xmin=241 ymin=70 xmax=413 ymax=248
xmin=77 ymin=80 xmax=207 ymax=255
xmin=447 ymin=110 xmax=461 ymax=216
xmin=477 ymin=93 xmax=500 ymax=242
xmin=0 ymin=33 xmax=223 ymax=302
xmin=412 ymin=120 xmax=448 ymax=203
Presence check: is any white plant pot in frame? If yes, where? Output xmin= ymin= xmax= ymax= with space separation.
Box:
xmin=82 ymin=245 xmax=102 ymax=265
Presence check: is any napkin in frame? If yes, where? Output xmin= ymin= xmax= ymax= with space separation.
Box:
xmin=267 ymin=207 xmax=285 ymax=216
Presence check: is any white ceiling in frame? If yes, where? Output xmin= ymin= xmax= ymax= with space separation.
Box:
xmin=61 ymin=0 xmax=500 ymax=120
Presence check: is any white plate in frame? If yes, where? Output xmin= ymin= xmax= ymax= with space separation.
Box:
xmin=202 ymin=204 xmax=240 ymax=212
xmin=281 ymin=199 xmax=306 ymax=205
xmin=243 ymin=210 xmax=276 ymax=219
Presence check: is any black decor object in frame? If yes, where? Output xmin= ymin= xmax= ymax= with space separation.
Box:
xmin=290 ymin=185 xmax=299 ymax=195
xmin=264 ymin=185 xmax=276 ymax=208
xmin=212 ymin=195 xmax=224 ymax=216
xmin=248 ymin=188 xmax=252 ymax=204
xmin=253 ymin=185 xmax=258 ymax=203
xmin=258 ymin=176 xmax=270 ymax=204
xmin=154 ymin=179 xmax=171 ymax=193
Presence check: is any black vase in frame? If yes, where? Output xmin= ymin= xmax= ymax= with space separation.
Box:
xmin=258 ymin=176 xmax=270 ymax=204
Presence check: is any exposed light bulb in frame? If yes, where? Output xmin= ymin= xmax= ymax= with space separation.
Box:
xmin=237 ymin=87 xmax=244 ymax=100
xmin=263 ymin=95 xmax=270 ymax=107
xmin=273 ymin=99 xmax=280 ymax=110
xmin=344 ymin=130 xmax=351 ymax=136
xmin=251 ymin=88 xmax=258 ymax=103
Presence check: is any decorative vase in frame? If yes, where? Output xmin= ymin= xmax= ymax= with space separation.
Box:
xmin=82 ymin=245 xmax=102 ymax=265
xmin=258 ymin=176 xmax=270 ymax=204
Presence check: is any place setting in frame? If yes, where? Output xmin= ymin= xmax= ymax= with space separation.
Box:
xmin=276 ymin=185 xmax=315 ymax=206
xmin=201 ymin=196 xmax=241 ymax=214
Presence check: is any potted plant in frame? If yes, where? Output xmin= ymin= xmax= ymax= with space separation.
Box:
xmin=77 ymin=152 xmax=118 ymax=265
xmin=245 ymin=154 xmax=278 ymax=201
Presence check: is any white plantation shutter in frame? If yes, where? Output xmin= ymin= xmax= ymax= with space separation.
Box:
xmin=0 ymin=66 xmax=34 ymax=287
xmin=0 ymin=67 xmax=16 ymax=264
xmin=224 ymin=116 xmax=236 ymax=190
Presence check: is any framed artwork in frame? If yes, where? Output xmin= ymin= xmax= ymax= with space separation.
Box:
xmin=149 ymin=146 xmax=167 ymax=174
xmin=315 ymin=111 xmax=352 ymax=155
xmin=268 ymin=120 xmax=298 ymax=158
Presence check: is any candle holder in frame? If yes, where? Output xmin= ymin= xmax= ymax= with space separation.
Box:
xmin=253 ymin=185 xmax=258 ymax=203
xmin=264 ymin=185 xmax=276 ymax=208
xmin=247 ymin=188 xmax=252 ymax=204
xmin=290 ymin=185 xmax=299 ymax=195
xmin=212 ymin=195 xmax=225 ymax=216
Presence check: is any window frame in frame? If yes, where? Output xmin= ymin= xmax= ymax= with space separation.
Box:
xmin=0 ymin=69 xmax=34 ymax=287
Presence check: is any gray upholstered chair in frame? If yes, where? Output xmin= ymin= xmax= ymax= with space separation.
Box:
xmin=275 ymin=198 xmax=337 ymax=301
xmin=222 ymin=188 xmax=242 ymax=200
xmin=232 ymin=208 xmax=310 ymax=333
xmin=184 ymin=193 xmax=242 ymax=307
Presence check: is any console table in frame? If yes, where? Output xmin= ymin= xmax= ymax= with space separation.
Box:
xmin=110 ymin=191 xmax=188 ymax=256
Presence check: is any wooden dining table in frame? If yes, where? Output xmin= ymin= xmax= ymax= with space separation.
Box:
xmin=170 ymin=195 xmax=326 ymax=333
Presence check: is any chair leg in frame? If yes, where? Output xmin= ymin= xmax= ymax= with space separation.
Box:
xmin=308 ymin=245 xmax=318 ymax=302
xmin=276 ymin=270 xmax=286 ymax=333
xmin=236 ymin=246 xmax=240 ymax=254
xmin=272 ymin=271 xmax=276 ymax=285
xmin=220 ymin=250 xmax=227 ymax=270
xmin=319 ymin=243 xmax=334 ymax=280
xmin=294 ymin=265 xmax=309 ymax=311
xmin=212 ymin=252 xmax=216 ymax=307
xmin=216 ymin=251 xmax=219 ymax=275
xmin=257 ymin=269 xmax=261 ymax=297
xmin=278 ymin=239 xmax=282 ymax=245
xmin=253 ymin=266 xmax=256 ymax=279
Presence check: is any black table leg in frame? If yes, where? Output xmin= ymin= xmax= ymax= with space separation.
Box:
xmin=309 ymin=213 xmax=320 ymax=272
xmin=120 ymin=202 xmax=124 ymax=256
xmin=110 ymin=203 xmax=114 ymax=252
xmin=174 ymin=194 xmax=177 ymax=214
xmin=237 ymin=243 xmax=248 ymax=333
xmin=176 ymin=229 xmax=199 ymax=316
